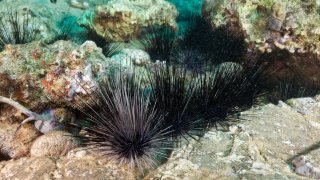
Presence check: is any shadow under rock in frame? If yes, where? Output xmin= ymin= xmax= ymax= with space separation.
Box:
xmin=286 ymin=140 xmax=320 ymax=164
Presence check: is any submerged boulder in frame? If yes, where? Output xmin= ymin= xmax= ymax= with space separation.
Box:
xmin=30 ymin=131 xmax=79 ymax=157
xmin=146 ymin=95 xmax=320 ymax=179
xmin=78 ymin=0 xmax=179 ymax=42
xmin=0 ymin=40 xmax=117 ymax=111
xmin=202 ymin=0 xmax=320 ymax=88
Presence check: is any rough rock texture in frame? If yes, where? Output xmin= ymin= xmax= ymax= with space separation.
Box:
xmin=0 ymin=150 xmax=135 ymax=180
xmin=202 ymin=0 xmax=320 ymax=88
xmin=0 ymin=40 xmax=117 ymax=111
xmin=202 ymin=0 xmax=320 ymax=54
xmin=1 ymin=96 xmax=320 ymax=179
xmin=78 ymin=0 xmax=178 ymax=42
xmin=146 ymin=96 xmax=320 ymax=179
xmin=0 ymin=121 xmax=40 ymax=159
xmin=30 ymin=131 xmax=79 ymax=157
xmin=111 ymin=48 xmax=151 ymax=67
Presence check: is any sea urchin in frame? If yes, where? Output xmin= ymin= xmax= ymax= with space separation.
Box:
xmin=75 ymin=71 xmax=172 ymax=169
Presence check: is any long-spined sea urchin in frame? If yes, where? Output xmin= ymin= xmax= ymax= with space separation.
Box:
xmin=74 ymin=70 xmax=172 ymax=169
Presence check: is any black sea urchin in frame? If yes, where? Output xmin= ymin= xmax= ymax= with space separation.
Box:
xmin=75 ymin=71 xmax=172 ymax=169
xmin=191 ymin=62 xmax=264 ymax=129
xmin=268 ymin=81 xmax=319 ymax=103
xmin=145 ymin=61 xmax=266 ymax=140
xmin=138 ymin=26 xmax=177 ymax=62
xmin=146 ymin=63 xmax=199 ymax=139
xmin=0 ymin=10 xmax=39 ymax=50
xmin=181 ymin=15 xmax=246 ymax=64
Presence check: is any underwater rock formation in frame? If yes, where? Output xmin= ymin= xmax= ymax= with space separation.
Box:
xmin=0 ymin=40 xmax=117 ymax=111
xmin=0 ymin=121 xmax=40 ymax=159
xmin=202 ymin=0 xmax=320 ymax=87
xmin=1 ymin=95 xmax=320 ymax=179
xmin=202 ymin=0 xmax=320 ymax=54
xmin=30 ymin=131 xmax=79 ymax=157
xmin=146 ymin=95 xmax=320 ymax=179
xmin=77 ymin=0 xmax=179 ymax=42
xmin=110 ymin=48 xmax=151 ymax=67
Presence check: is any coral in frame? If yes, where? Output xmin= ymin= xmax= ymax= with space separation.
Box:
xmin=202 ymin=0 xmax=320 ymax=88
xmin=202 ymin=0 xmax=320 ymax=55
xmin=77 ymin=0 xmax=178 ymax=42
xmin=110 ymin=48 xmax=151 ymax=67
xmin=0 ymin=40 xmax=118 ymax=110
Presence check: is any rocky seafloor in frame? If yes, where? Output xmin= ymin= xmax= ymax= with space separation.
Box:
xmin=0 ymin=96 xmax=320 ymax=179
xmin=0 ymin=0 xmax=320 ymax=179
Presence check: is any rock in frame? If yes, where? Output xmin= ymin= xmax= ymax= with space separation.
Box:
xmin=0 ymin=157 xmax=57 ymax=180
xmin=0 ymin=156 xmax=135 ymax=180
xmin=55 ymin=157 xmax=135 ymax=179
xmin=30 ymin=131 xmax=79 ymax=157
xmin=202 ymin=0 xmax=320 ymax=53
xmin=0 ymin=40 xmax=117 ymax=111
xmin=202 ymin=0 xmax=320 ymax=88
xmin=0 ymin=122 xmax=40 ymax=160
xmin=77 ymin=0 xmax=178 ymax=42
xmin=147 ymin=96 xmax=320 ymax=179
xmin=292 ymin=156 xmax=320 ymax=179
xmin=1 ymin=95 xmax=320 ymax=179
xmin=111 ymin=48 xmax=151 ymax=67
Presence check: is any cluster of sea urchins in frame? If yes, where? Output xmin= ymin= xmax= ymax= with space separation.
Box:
xmin=74 ymin=61 xmax=266 ymax=170
xmin=73 ymin=15 xmax=317 ymax=170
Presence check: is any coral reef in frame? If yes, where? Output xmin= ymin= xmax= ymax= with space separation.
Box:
xmin=0 ymin=40 xmax=117 ymax=110
xmin=1 ymin=95 xmax=320 ymax=179
xmin=202 ymin=0 xmax=320 ymax=88
xmin=77 ymin=0 xmax=179 ymax=42
xmin=110 ymin=48 xmax=151 ymax=67
xmin=202 ymin=0 xmax=320 ymax=54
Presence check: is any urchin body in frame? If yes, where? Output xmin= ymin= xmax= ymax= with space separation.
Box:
xmin=77 ymin=72 xmax=172 ymax=169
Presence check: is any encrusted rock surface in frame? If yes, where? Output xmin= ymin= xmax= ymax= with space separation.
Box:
xmin=202 ymin=0 xmax=320 ymax=88
xmin=30 ymin=131 xmax=79 ymax=157
xmin=0 ymin=121 xmax=40 ymax=160
xmin=0 ymin=40 xmax=116 ymax=111
xmin=78 ymin=0 xmax=178 ymax=42
xmin=0 ymin=154 xmax=136 ymax=180
xmin=146 ymin=96 xmax=320 ymax=179
xmin=1 ymin=96 xmax=320 ymax=179
xmin=111 ymin=48 xmax=151 ymax=67
xmin=202 ymin=0 xmax=320 ymax=54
